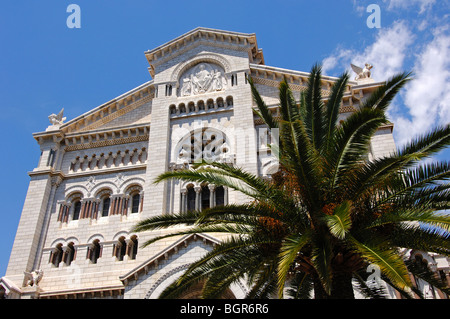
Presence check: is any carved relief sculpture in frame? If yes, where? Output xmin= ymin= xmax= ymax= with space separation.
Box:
xmin=180 ymin=63 xmax=227 ymax=96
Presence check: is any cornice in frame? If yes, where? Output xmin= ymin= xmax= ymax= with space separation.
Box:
xmin=64 ymin=123 xmax=150 ymax=151
xmin=28 ymin=164 xmax=146 ymax=182
xmin=38 ymin=285 xmax=124 ymax=299
xmin=145 ymin=27 xmax=264 ymax=77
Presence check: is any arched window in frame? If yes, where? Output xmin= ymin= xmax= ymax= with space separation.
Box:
xmin=128 ymin=235 xmax=138 ymax=260
xmin=215 ymin=186 xmax=225 ymax=206
xmin=169 ymin=104 xmax=177 ymax=115
xmin=226 ymin=96 xmax=233 ymax=107
xmin=131 ymin=194 xmax=140 ymax=214
xmin=88 ymin=240 xmax=101 ymax=264
xmin=217 ymin=97 xmax=224 ymax=108
xmin=72 ymin=201 xmax=81 ymax=220
xmin=188 ymin=102 xmax=195 ymax=113
xmin=201 ymin=184 xmax=210 ymax=210
xmin=64 ymin=242 xmax=76 ymax=266
xmin=207 ymin=99 xmax=214 ymax=110
xmin=198 ymin=100 xmax=205 ymax=111
xmin=181 ymin=184 xmax=228 ymax=213
xmin=102 ymin=197 xmax=111 ymax=217
xmin=187 ymin=185 xmax=196 ymax=212
xmin=50 ymin=244 xmax=63 ymax=267
xmin=114 ymin=237 xmax=127 ymax=261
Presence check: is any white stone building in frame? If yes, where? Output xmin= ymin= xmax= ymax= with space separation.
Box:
xmin=1 ymin=28 xmax=448 ymax=299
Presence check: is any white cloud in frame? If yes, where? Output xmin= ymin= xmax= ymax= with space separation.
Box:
xmin=390 ymin=30 xmax=450 ymax=146
xmin=322 ymin=20 xmax=414 ymax=81
xmin=322 ymin=19 xmax=449 ymax=152
xmin=383 ymin=0 xmax=436 ymax=14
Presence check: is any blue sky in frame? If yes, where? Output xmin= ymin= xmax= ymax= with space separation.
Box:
xmin=0 ymin=1 xmax=448 ymax=276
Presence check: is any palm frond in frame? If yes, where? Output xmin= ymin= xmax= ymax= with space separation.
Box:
xmin=326 ymin=107 xmax=387 ymax=191
xmin=322 ymin=200 xmax=352 ymax=239
xmin=397 ymin=124 xmax=450 ymax=163
xmin=286 ymin=272 xmax=314 ymax=299
xmin=362 ymin=71 xmax=412 ymax=112
xmin=304 ymin=63 xmax=326 ymax=150
xmin=406 ymin=259 xmax=450 ymax=296
xmin=348 ymin=235 xmax=412 ymax=291
xmin=323 ymin=72 xmax=350 ymax=154
xmin=248 ymin=76 xmax=279 ymax=129
xmin=389 ymin=223 xmax=450 ymax=255
xmin=277 ymin=231 xmax=312 ymax=298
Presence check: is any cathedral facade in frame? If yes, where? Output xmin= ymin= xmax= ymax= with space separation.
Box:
xmin=1 ymin=28 xmax=448 ymax=299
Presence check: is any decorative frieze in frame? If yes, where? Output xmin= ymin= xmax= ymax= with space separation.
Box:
xmin=63 ymin=87 xmax=153 ymax=135
xmin=69 ymin=147 xmax=148 ymax=173
xmin=64 ymin=125 xmax=149 ymax=151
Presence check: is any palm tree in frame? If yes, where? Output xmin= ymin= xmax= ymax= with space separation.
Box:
xmin=132 ymin=64 xmax=450 ymax=299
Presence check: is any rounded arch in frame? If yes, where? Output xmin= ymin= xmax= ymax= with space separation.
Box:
xmin=171 ymin=53 xmax=232 ymax=83
xmin=112 ymin=231 xmax=130 ymax=241
xmin=65 ymin=187 xmax=88 ymax=201
xmin=120 ymin=177 xmax=145 ymax=194
xmin=50 ymin=237 xmax=67 ymax=248
xmin=87 ymin=234 xmax=105 ymax=244
xmin=171 ymin=126 xmax=234 ymax=165
xmin=94 ymin=186 xmax=114 ymax=199
xmin=144 ymin=264 xmax=246 ymax=299
xmin=124 ymin=184 xmax=143 ymax=196
xmin=92 ymin=181 xmax=117 ymax=196
xmin=181 ymin=181 xmax=197 ymax=190
xmin=65 ymin=236 xmax=80 ymax=246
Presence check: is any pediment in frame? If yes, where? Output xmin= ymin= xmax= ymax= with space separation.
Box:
xmin=119 ymin=233 xmax=220 ymax=285
xmin=58 ymin=81 xmax=154 ymax=136
xmin=144 ymin=27 xmax=264 ymax=78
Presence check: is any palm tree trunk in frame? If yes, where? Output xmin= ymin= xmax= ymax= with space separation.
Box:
xmin=330 ymin=272 xmax=355 ymax=299
xmin=312 ymin=275 xmax=329 ymax=299
xmin=313 ymin=273 xmax=355 ymax=299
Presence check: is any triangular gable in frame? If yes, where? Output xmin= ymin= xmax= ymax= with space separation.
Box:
xmin=144 ymin=27 xmax=264 ymax=78
xmin=119 ymin=233 xmax=220 ymax=285
xmin=60 ymin=81 xmax=154 ymax=135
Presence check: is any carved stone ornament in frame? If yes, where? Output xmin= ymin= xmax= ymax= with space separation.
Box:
xmin=48 ymin=108 xmax=66 ymax=126
xmin=179 ymin=63 xmax=227 ymax=96
xmin=46 ymin=108 xmax=67 ymax=131
xmin=23 ymin=269 xmax=44 ymax=287
xmin=351 ymin=63 xmax=373 ymax=81
xmin=86 ymin=176 xmax=96 ymax=193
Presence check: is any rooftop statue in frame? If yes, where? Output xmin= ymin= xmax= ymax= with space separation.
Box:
xmin=351 ymin=63 xmax=373 ymax=81
xmin=23 ymin=269 xmax=43 ymax=287
xmin=48 ymin=108 xmax=66 ymax=126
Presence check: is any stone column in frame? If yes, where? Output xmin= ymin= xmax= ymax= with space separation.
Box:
xmin=180 ymin=189 xmax=187 ymax=213
xmin=208 ymin=184 xmax=216 ymax=208
xmin=224 ymin=187 xmax=229 ymax=205
xmin=194 ymin=186 xmax=201 ymax=211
